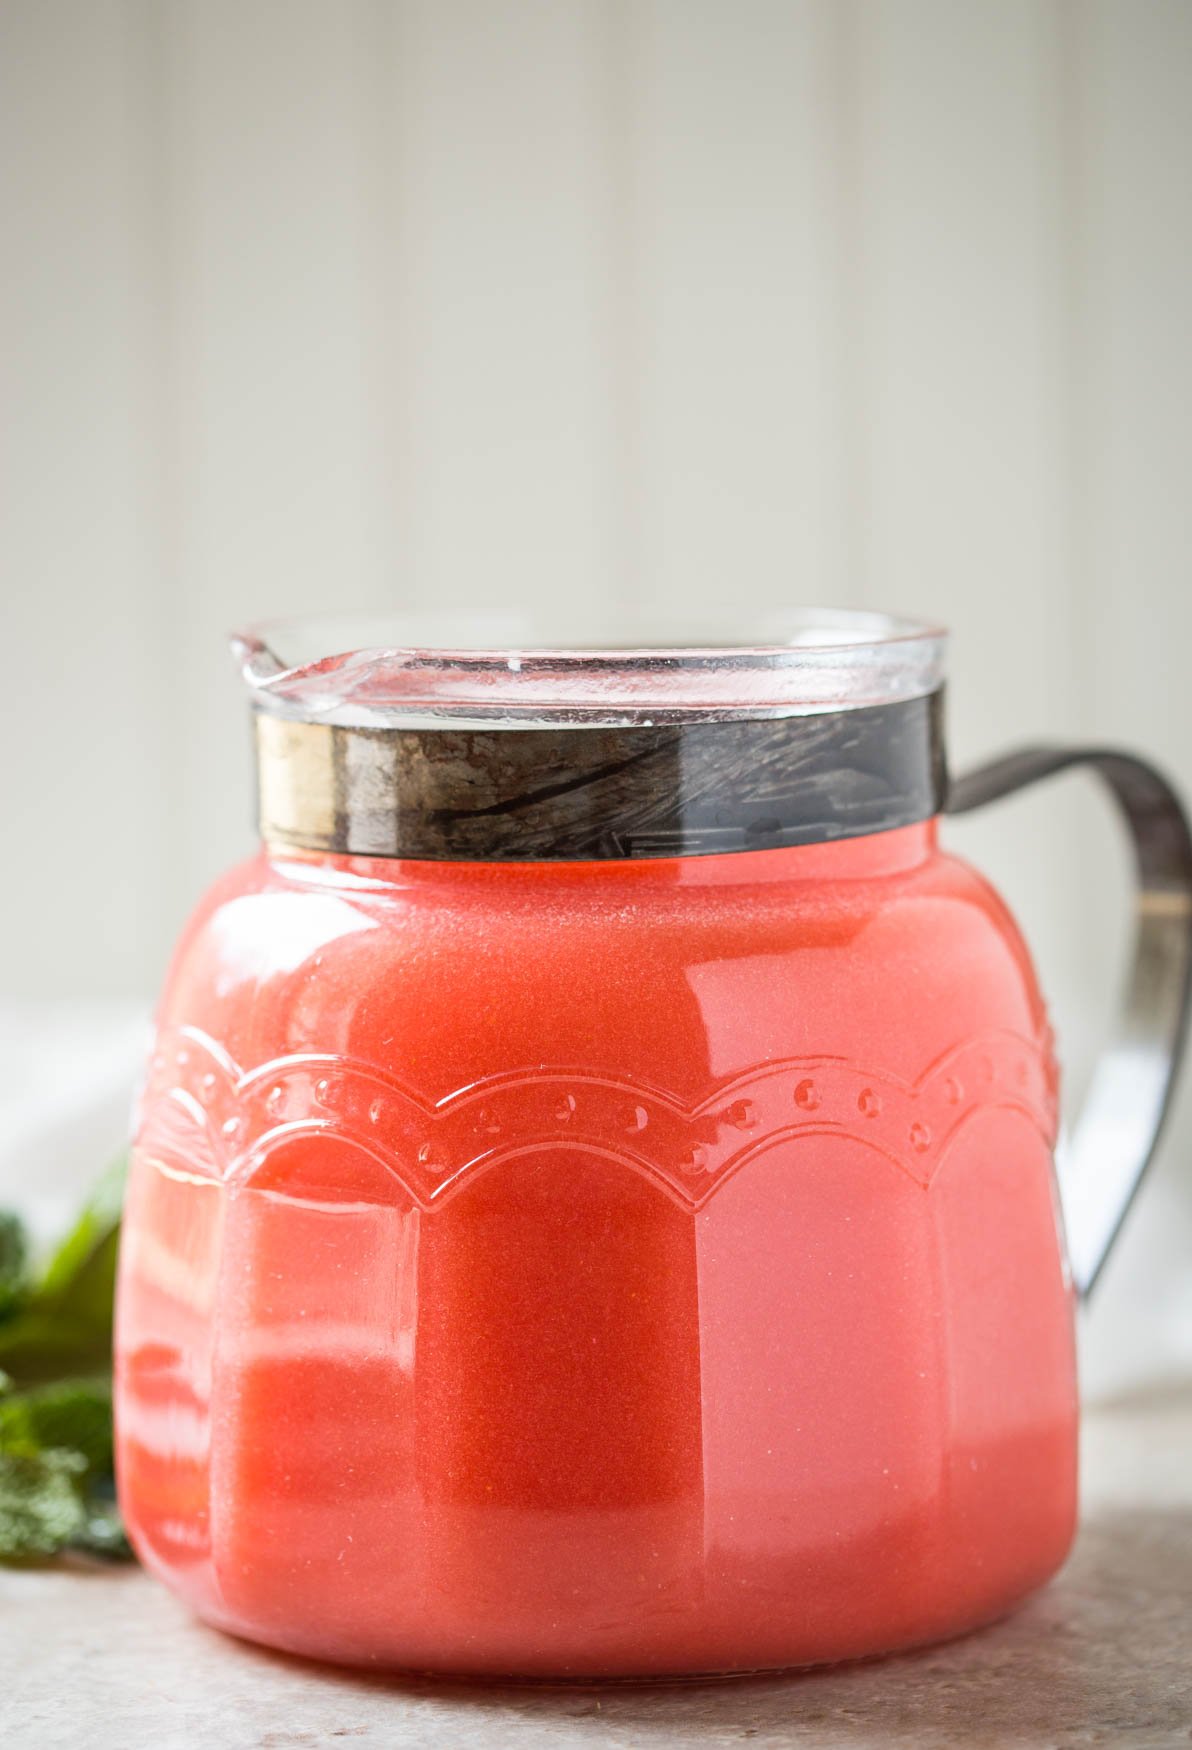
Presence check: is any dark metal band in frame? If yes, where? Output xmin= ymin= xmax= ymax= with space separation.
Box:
xmin=255 ymin=690 xmax=946 ymax=862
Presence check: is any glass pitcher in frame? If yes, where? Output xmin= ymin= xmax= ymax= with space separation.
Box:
xmin=113 ymin=612 xmax=1192 ymax=1677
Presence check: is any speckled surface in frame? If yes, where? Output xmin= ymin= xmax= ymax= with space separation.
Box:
xmin=2 ymin=1383 xmax=1189 ymax=1750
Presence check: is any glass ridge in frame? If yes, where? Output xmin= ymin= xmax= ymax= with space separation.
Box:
xmin=234 ymin=609 xmax=947 ymax=729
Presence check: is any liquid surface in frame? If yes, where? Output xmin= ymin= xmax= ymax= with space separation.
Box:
xmin=115 ymin=823 xmax=1077 ymax=1675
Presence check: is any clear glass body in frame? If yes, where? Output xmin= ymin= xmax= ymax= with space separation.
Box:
xmin=115 ymin=826 xmax=1076 ymax=1676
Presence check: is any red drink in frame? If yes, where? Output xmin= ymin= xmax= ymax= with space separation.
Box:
xmin=117 ymin=819 xmax=1076 ymax=1674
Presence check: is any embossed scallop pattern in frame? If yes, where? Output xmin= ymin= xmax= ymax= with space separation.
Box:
xmin=136 ymin=1024 xmax=1059 ymax=1214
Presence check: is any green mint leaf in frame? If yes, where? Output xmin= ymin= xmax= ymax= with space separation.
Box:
xmin=0 ymin=1446 xmax=88 ymax=1562
xmin=0 ymin=1163 xmax=134 ymax=1564
xmin=0 ymin=1212 xmax=29 ymax=1321
xmin=36 ymin=1155 xmax=125 ymax=1314
xmin=0 ymin=1159 xmax=126 ymax=1390
xmin=0 ymin=1308 xmax=115 ymax=1389
xmin=0 ymin=1378 xmax=114 ymax=1479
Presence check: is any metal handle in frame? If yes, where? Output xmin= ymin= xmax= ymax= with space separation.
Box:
xmin=947 ymin=747 xmax=1192 ymax=1297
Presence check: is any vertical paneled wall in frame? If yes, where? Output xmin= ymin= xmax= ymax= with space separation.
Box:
xmin=1 ymin=0 xmax=1190 ymax=1383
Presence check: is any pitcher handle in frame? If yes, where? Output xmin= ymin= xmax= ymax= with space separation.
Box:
xmin=947 ymin=747 xmax=1192 ymax=1297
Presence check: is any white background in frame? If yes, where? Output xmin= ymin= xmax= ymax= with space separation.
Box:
xmin=1 ymin=0 xmax=1189 ymax=1393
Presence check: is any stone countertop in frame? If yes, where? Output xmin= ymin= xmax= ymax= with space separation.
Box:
xmin=2 ymin=1383 xmax=1189 ymax=1750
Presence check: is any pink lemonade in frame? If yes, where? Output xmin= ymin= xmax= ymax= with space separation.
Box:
xmin=116 ymin=821 xmax=1077 ymax=1676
